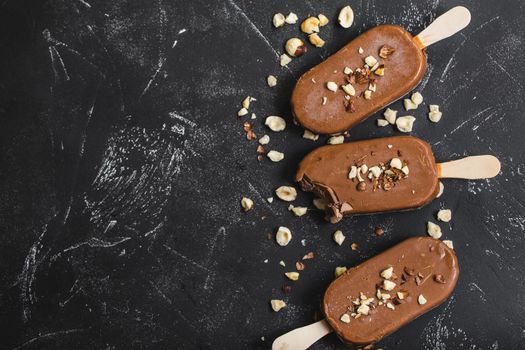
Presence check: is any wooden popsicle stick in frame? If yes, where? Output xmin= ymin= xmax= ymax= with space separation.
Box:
xmin=272 ymin=319 xmax=333 ymax=350
xmin=414 ymin=6 xmax=471 ymax=49
xmin=437 ymin=155 xmax=501 ymax=179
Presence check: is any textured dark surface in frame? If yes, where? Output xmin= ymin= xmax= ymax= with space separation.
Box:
xmin=0 ymin=0 xmax=524 ymax=349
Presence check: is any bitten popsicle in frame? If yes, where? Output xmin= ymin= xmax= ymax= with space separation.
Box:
xmin=295 ymin=136 xmax=500 ymax=223
xmin=291 ymin=7 xmax=471 ymax=135
xmin=272 ymin=237 xmax=459 ymax=349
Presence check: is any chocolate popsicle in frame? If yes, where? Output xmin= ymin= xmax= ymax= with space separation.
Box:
xmin=272 ymin=237 xmax=459 ymax=349
xmin=324 ymin=237 xmax=459 ymax=345
xmin=291 ymin=7 xmax=471 ymax=135
xmin=295 ymin=136 xmax=500 ymax=223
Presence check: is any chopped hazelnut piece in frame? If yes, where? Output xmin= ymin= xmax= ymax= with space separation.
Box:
xmin=322 ymin=96 xmax=327 ymax=105
xmin=443 ymin=240 xmax=454 ymax=249
xmin=267 ymin=75 xmax=277 ymax=87
xmin=326 ymin=81 xmax=338 ymax=92
xmin=302 ymin=252 xmax=315 ymax=260
xmin=301 ymin=17 xmax=320 ymax=34
xmin=338 ymin=6 xmax=354 ymax=28
xmin=390 ymin=158 xmax=402 ymax=169
xmin=437 ymin=209 xmax=452 ymax=222
xmin=386 ymin=302 xmax=395 ymax=310
xmin=384 ymin=108 xmax=397 ymax=124
xmin=275 ymin=186 xmax=297 ymax=201
xmin=280 ymin=54 xmax=292 ymax=66
xmin=285 ymin=272 xmax=299 ymax=281
xmin=356 ymin=182 xmax=366 ymax=191
xmin=364 ymin=56 xmax=378 ymax=67
xmin=327 ymin=135 xmax=344 ymax=145
xmin=318 ymin=14 xmax=329 ymax=26
xmin=434 ymin=274 xmax=446 ymax=284
xmin=265 ymin=116 xmax=286 ymax=132
xmin=295 ymin=261 xmax=305 ymax=271
xmin=342 ymin=83 xmax=356 ymax=96
xmin=267 ymin=197 xmax=273 ymax=203
xmin=259 ymin=134 xmax=270 ymax=145
xmin=313 ymin=198 xmax=327 ymax=210
xmin=396 ymin=116 xmax=416 ymax=132
xmin=357 ymin=304 xmax=370 ymax=315
xmin=308 ymin=33 xmax=325 ymax=48
xmin=241 ymin=197 xmax=253 ymax=212
xmin=369 ymin=166 xmax=382 ymax=178
xmin=279 ymin=260 xmax=286 ymax=267
xmin=375 ymin=227 xmax=385 ymax=236
xmin=427 ymin=221 xmax=442 ymax=239
xmin=303 ymin=129 xmax=319 ymax=141
xmin=437 ymin=181 xmax=444 ymax=198
xmin=358 ymin=47 xmax=364 ymax=54
xmin=333 ymin=230 xmax=346 ymax=246
xmin=290 ymin=206 xmax=307 ymax=217
xmin=272 ymin=13 xmax=285 ymax=28
xmin=418 ymin=294 xmax=427 ymax=305
xmin=348 ymin=166 xmax=358 ymax=179
xmin=242 ymin=96 xmax=252 ymax=109
xmin=382 ymin=280 xmax=396 ymax=291
xmin=271 ymin=299 xmax=286 ymax=312
xmin=401 ymin=165 xmax=409 ymax=175
xmin=251 ymin=113 xmax=256 ymax=120
xmin=267 ymin=150 xmax=284 ymax=162
xmin=397 ymin=291 xmax=408 ymax=299
xmin=380 ymin=266 xmax=394 ymax=279
xmin=364 ymin=90 xmax=372 ymax=100
xmin=344 ymin=67 xmax=353 ymax=75
xmin=276 ymin=227 xmax=292 ymax=246
xmin=238 ymin=108 xmax=248 ymax=117
xmin=379 ymin=45 xmax=395 ymax=58
xmin=340 ymin=313 xmax=351 ymax=323
xmin=429 ymin=111 xmax=443 ymax=123
xmin=411 ymin=92 xmax=423 ymax=105
xmin=350 ymin=243 xmax=359 ymax=251
xmin=404 ymin=98 xmax=418 ymax=111
xmin=285 ymin=38 xmax=307 ymax=57
xmin=284 ymin=12 xmax=298 ymax=24
xmin=374 ymin=65 xmax=385 ymax=76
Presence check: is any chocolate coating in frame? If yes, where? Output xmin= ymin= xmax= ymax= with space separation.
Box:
xmin=323 ymin=237 xmax=459 ymax=345
xmin=295 ymin=136 xmax=440 ymax=222
xmin=291 ymin=25 xmax=427 ymax=135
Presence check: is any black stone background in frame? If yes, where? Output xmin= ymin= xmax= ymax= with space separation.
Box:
xmin=1 ymin=0 xmax=524 ymax=349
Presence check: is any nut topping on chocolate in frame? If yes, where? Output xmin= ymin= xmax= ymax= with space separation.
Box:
xmin=382 ymin=280 xmax=396 ymax=291
xmin=326 ymin=81 xmax=338 ymax=92
xmin=340 ymin=313 xmax=351 ymax=323
xmin=380 ymin=266 xmax=394 ymax=279
xmin=417 ymin=294 xmax=427 ymax=305
xmin=434 ymin=274 xmax=446 ymax=284
xmin=379 ymin=45 xmax=395 ymax=58
xmin=356 ymin=182 xmax=366 ymax=191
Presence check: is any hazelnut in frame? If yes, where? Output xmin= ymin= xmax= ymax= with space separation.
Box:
xmin=377 ymin=119 xmax=389 ymax=127
xmin=308 ymin=33 xmax=325 ymax=48
xmin=437 ymin=209 xmax=452 ymax=222
xmin=340 ymin=313 xmax=351 ymax=323
xmin=382 ymin=280 xmax=396 ymax=291
xmin=285 ymin=38 xmax=307 ymax=57
xmin=275 ymin=186 xmax=297 ymax=201
xmin=313 ymin=198 xmax=326 ymax=210
xmin=429 ymin=111 xmax=443 ymax=123
xmin=364 ymin=90 xmax=372 ymax=100
xmin=258 ymin=134 xmax=270 ymax=145
xmin=267 ymin=75 xmax=277 ymax=87
xmin=342 ymin=83 xmax=356 ymax=96
xmin=427 ymin=221 xmax=442 ymax=239
xmin=300 ymin=17 xmax=320 ymax=34
xmin=275 ymin=226 xmax=292 ymax=246
xmin=380 ymin=266 xmax=394 ymax=279
xmin=379 ymin=45 xmax=395 ymax=58
xmin=383 ymin=108 xmax=397 ymax=124
xmin=272 ymin=13 xmax=285 ymax=28
xmin=267 ymin=150 xmax=284 ymax=162
xmin=437 ymin=181 xmax=444 ymax=198
xmin=326 ymin=81 xmax=338 ymax=92
xmin=404 ymin=98 xmax=418 ymax=111
xmin=418 ymin=294 xmax=427 ymax=305
xmin=270 ymin=299 xmax=286 ymax=312
xmin=303 ymin=129 xmax=319 ymax=141
xmin=241 ymin=197 xmax=253 ymax=211
xmin=390 ymin=158 xmax=402 ymax=169
xmin=290 ymin=206 xmax=307 ymax=217
xmin=335 ymin=266 xmax=347 ymax=277
xmin=338 ymin=6 xmax=354 ymax=28
xmin=284 ymin=12 xmax=298 ymax=24
xmin=280 ymin=54 xmax=292 ymax=66
xmin=429 ymin=104 xmax=440 ymax=112
xmin=375 ymin=227 xmax=385 ymax=236
xmin=318 ymin=14 xmax=329 ymax=26
xmin=374 ymin=65 xmax=385 ymax=76
xmin=285 ymin=272 xmax=299 ymax=281
xmin=411 ymin=92 xmax=424 ymax=105
xmin=356 ymin=182 xmax=366 ymax=191
xmin=237 ymin=108 xmax=248 ymax=117
xmin=364 ymin=56 xmax=378 ymax=67
xmin=333 ymin=230 xmax=346 ymax=246
xmin=348 ymin=166 xmax=357 ymax=179
xmin=265 ymin=116 xmax=286 ymax=131
xmin=443 ymin=240 xmax=454 ymax=249
xmin=327 ymin=135 xmax=344 ymax=145
xmin=396 ymin=116 xmax=416 ymax=132
xmin=343 ymin=67 xmax=353 ymax=75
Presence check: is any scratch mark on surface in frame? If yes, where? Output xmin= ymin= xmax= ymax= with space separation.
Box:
xmin=77 ymin=0 xmax=91 ymax=8
xmin=163 ymin=244 xmax=214 ymax=274
xmin=50 ymin=46 xmax=70 ymax=81
xmin=12 ymin=329 xmax=85 ymax=350
xmin=62 ymin=237 xmax=131 ymax=253
xmin=169 ymin=111 xmax=197 ymax=127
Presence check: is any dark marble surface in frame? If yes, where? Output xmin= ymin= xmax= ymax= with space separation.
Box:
xmin=1 ymin=0 xmax=524 ymax=349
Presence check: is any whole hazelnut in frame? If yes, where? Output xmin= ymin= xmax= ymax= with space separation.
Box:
xmin=300 ymin=17 xmax=320 ymax=34
xmin=285 ymin=38 xmax=307 ymax=57
xmin=357 ymin=182 xmax=366 ymax=191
